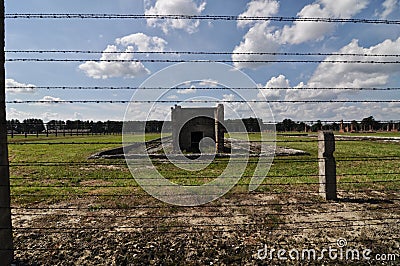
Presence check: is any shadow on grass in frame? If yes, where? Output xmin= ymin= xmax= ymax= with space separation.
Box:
xmin=12 ymin=259 xmax=39 ymax=266
xmin=335 ymin=197 xmax=394 ymax=204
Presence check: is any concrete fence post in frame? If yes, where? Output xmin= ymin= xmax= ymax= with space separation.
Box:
xmin=0 ymin=0 xmax=15 ymax=263
xmin=318 ymin=131 xmax=337 ymax=200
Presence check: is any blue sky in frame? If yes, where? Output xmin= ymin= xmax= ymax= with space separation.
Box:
xmin=4 ymin=0 xmax=400 ymax=122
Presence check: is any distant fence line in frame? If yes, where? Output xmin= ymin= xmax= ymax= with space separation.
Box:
xmin=5 ymin=117 xmax=400 ymax=137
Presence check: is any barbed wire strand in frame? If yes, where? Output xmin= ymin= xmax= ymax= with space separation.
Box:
xmin=10 ymin=237 xmax=400 ymax=251
xmin=6 ymin=156 xmax=400 ymax=166
xmin=8 ymin=198 xmax=400 ymax=211
xmin=11 ymin=172 xmax=400 ymax=182
xmin=6 ymin=58 xmax=400 ymax=64
xmin=5 ymin=86 xmax=400 ymax=91
xmin=4 ymin=100 xmax=400 ymax=104
xmin=8 ymin=190 xmax=400 ymax=199
xmin=5 ymin=14 xmax=400 ymax=24
xmin=9 ymin=216 xmax=400 ymax=230
xmin=6 ymin=50 xmax=400 ymax=57
xmin=4 ymin=119 xmax=400 ymax=123
xmin=11 ymin=205 xmax=399 ymax=218
xmin=7 ymin=179 xmax=400 ymax=188
xmin=8 ymin=222 xmax=397 ymax=235
xmin=9 ymin=187 xmax=400 ymax=198
xmin=8 ymin=217 xmax=400 ymax=232
xmin=6 ymin=137 xmax=400 ymax=145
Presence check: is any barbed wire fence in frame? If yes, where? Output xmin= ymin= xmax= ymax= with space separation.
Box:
xmin=0 ymin=6 xmax=399 ymax=265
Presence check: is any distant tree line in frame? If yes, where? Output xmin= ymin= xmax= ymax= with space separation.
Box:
xmin=6 ymin=119 xmax=124 ymax=135
xmin=5 ymin=116 xmax=399 ymax=136
xmin=276 ymin=116 xmax=399 ymax=132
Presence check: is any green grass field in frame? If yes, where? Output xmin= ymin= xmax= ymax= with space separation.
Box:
xmin=8 ymin=132 xmax=400 ymax=205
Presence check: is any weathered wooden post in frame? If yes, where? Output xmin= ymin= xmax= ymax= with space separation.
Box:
xmin=214 ymin=104 xmax=224 ymax=153
xmin=318 ymin=131 xmax=337 ymax=200
xmin=171 ymin=105 xmax=179 ymax=152
xmin=0 ymin=0 xmax=15 ymax=262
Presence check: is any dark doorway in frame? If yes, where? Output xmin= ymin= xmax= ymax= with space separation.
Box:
xmin=191 ymin=131 xmax=203 ymax=153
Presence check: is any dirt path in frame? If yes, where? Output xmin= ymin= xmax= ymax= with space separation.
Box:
xmin=12 ymin=190 xmax=400 ymax=265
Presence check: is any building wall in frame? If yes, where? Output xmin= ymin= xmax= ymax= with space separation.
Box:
xmin=179 ymin=117 xmax=215 ymax=152
xmin=171 ymin=104 xmax=224 ymax=153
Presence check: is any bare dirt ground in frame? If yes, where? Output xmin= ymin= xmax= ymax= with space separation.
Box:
xmin=12 ymin=189 xmax=400 ymax=265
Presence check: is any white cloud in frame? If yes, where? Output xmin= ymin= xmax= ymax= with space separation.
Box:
xmin=6 ymin=79 xmax=36 ymax=94
xmin=280 ymin=0 xmax=369 ymax=44
xmin=79 ymin=33 xmax=167 ymax=79
xmin=319 ymin=0 xmax=369 ymax=18
xmin=79 ymin=45 xmax=150 ymax=79
xmin=177 ymin=85 xmax=197 ymax=94
xmin=379 ymin=0 xmax=398 ymax=19
xmin=6 ymin=108 xmax=33 ymax=120
xmin=7 ymin=108 xmax=62 ymax=122
xmin=125 ymin=102 xmax=171 ymax=121
xmin=42 ymin=112 xmax=61 ymax=121
xmin=232 ymin=22 xmax=280 ymax=69
xmin=28 ymin=96 xmax=63 ymax=108
xmin=233 ymin=0 xmax=280 ymax=69
xmin=198 ymin=79 xmax=219 ymax=87
xmin=40 ymin=96 xmax=62 ymax=103
xmin=307 ymin=37 xmax=400 ymax=88
xmin=257 ymin=37 xmax=400 ymax=121
xmin=283 ymin=38 xmax=400 ymax=102
xmin=222 ymin=94 xmax=252 ymax=119
xmin=233 ymin=0 xmax=370 ymax=69
xmin=237 ymin=0 xmax=280 ymax=28
xmin=74 ymin=112 xmax=83 ymax=120
xmin=115 ymin=33 xmax=167 ymax=52
xmin=267 ymin=101 xmax=400 ymax=121
xmin=265 ymin=75 xmax=290 ymax=88
xmin=280 ymin=4 xmax=335 ymax=44
xmin=144 ymin=0 xmax=206 ymax=34
xmin=258 ymin=74 xmax=290 ymax=100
